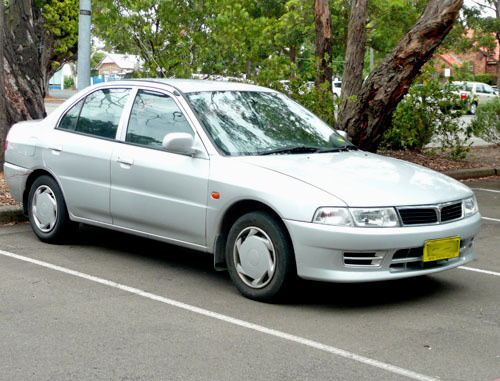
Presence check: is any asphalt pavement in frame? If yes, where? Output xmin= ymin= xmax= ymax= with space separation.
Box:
xmin=0 ymin=178 xmax=499 ymax=380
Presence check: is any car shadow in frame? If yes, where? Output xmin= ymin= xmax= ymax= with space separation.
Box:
xmin=71 ymin=224 xmax=464 ymax=309
xmin=285 ymin=276 xmax=456 ymax=309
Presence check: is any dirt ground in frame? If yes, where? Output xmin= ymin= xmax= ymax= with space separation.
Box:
xmin=1 ymin=145 xmax=500 ymax=207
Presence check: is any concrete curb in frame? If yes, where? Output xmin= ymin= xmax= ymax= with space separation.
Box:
xmin=0 ymin=168 xmax=498 ymax=225
xmin=443 ymin=167 xmax=499 ymax=180
xmin=0 ymin=205 xmax=27 ymax=224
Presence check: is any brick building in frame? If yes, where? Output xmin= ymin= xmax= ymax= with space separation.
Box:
xmin=435 ymin=31 xmax=499 ymax=77
xmin=437 ymin=50 xmax=498 ymax=76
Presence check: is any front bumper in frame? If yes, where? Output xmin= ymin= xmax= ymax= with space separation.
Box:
xmin=284 ymin=212 xmax=481 ymax=282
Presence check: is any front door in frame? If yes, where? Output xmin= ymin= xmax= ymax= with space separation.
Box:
xmin=110 ymin=89 xmax=209 ymax=247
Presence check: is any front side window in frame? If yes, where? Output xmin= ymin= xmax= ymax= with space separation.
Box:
xmin=483 ymin=84 xmax=495 ymax=94
xmin=126 ymin=90 xmax=193 ymax=148
xmin=76 ymin=88 xmax=130 ymax=139
xmin=187 ymin=91 xmax=351 ymax=156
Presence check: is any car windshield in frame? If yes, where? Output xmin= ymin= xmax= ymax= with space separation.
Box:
xmin=186 ymin=91 xmax=352 ymax=156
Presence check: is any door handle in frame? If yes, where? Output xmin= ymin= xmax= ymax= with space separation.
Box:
xmin=49 ymin=144 xmax=63 ymax=152
xmin=117 ymin=156 xmax=134 ymax=166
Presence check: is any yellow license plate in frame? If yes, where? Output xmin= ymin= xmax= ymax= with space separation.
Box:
xmin=423 ymin=237 xmax=460 ymax=262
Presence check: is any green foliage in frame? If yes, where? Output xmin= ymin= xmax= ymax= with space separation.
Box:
xmin=381 ymin=79 xmax=471 ymax=160
xmin=474 ymin=74 xmax=497 ymax=85
xmin=63 ymin=76 xmax=74 ymax=89
xmin=471 ymin=97 xmax=500 ymax=143
xmin=42 ymin=0 xmax=78 ymax=59
xmin=450 ymin=62 xmax=474 ymax=81
xmin=91 ymin=0 xmax=425 ymax=82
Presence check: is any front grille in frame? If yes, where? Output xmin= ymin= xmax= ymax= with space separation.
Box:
xmin=398 ymin=208 xmax=438 ymax=225
xmin=441 ymin=202 xmax=462 ymax=222
xmin=397 ymin=201 xmax=464 ymax=226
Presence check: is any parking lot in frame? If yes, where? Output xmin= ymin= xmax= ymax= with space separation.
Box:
xmin=0 ymin=177 xmax=499 ymax=380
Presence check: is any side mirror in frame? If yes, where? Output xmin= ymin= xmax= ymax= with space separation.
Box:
xmin=336 ymin=130 xmax=349 ymax=141
xmin=162 ymin=133 xmax=197 ymax=155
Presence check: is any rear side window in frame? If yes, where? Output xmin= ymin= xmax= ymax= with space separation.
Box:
xmin=125 ymin=90 xmax=193 ymax=149
xmin=59 ymin=99 xmax=84 ymax=131
xmin=76 ymin=89 xmax=130 ymax=139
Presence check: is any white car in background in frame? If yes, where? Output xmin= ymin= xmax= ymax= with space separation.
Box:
xmin=332 ymin=79 xmax=342 ymax=100
xmin=453 ymin=81 xmax=498 ymax=114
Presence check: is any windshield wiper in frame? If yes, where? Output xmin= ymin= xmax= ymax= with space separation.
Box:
xmin=317 ymin=145 xmax=358 ymax=153
xmin=258 ymin=146 xmax=319 ymax=155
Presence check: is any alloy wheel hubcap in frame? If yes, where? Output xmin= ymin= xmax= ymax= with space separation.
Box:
xmin=32 ymin=185 xmax=58 ymax=233
xmin=233 ymin=227 xmax=276 ymax=289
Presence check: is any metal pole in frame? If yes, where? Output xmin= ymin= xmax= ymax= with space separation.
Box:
xmin=77 ymin=0 xmax=91 ymax=90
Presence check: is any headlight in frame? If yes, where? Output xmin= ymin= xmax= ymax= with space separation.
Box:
xmin=463 ymin=196 xmax=479 ymax=217
xmin=313 ymin=207 xmax=400 ymax=227
xmin=313 ymin=207 xmax=353 ymax=226
xmin=350 ymin=208 xmax=400 ymax=227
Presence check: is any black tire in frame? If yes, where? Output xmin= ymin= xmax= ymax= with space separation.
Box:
xmin=469 ymin=102 xmax=477 ymax=115
xmin=225 ymin=211 xmax=295 ymax=302
xmin=28 ymin=175 xmax=77 ymax=243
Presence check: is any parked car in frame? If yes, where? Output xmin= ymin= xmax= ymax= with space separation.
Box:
xmin=4 ymin=79 xmax=481 ymax=301
xmin=452 ymin=81 xmax=498 ymax=114
xmin=332 ymin=79 xmax=342 ymax=99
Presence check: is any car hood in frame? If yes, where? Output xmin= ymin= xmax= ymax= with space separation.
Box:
xmin=234 ymin=151 xmax=472 ymax=207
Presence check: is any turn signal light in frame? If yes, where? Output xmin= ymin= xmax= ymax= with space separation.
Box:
xmin=211 ymin=192 xmax=220 ymax=200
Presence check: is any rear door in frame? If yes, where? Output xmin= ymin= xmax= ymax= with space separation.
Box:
xmin=110 ymin=88 xmax=209 ymax=247
xmin=44 ymin=88 xmax=131 ymax=223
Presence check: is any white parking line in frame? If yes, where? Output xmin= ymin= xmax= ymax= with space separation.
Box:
xmin=482 ymin=216 xmax=500 ymax=223
xmin=460 ymin=266 xmax=500 ymax=277
xmin=0 ymin=249 xmax=437 ymax=381
xmin=472 ymin=188 xmax=500 ymax=194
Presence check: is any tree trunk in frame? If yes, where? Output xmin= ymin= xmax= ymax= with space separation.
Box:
xmin=314 ymin=0 xmax=333 ymax=89
xmin=0 ymin=0 xmax=6 ymax=164
xmin=339 ymin=0 xmax=368 ymax=123
xmin=2 ymin=0 xmax=46 ymax=130
xmin=338 ymin=0 xmax=463 ymax=152
xmin=496 ymin=1 xmax=500 ymax=89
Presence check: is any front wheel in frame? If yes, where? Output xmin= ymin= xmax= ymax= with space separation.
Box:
xmin=225 ymin=211 xmax=295 ymax=301
xmin=28 ymin=175 xmax=77 ymax=243
xmin=469 ymin=102 xmax=477 ymax=115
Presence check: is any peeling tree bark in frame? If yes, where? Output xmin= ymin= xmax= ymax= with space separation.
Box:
xmin=0 ymin=0 xmax=6 ymax=164
xmin=338 ymin=0 xmax=463 ymax=152
xmin=2 ymin=0 xmax=46 ymax=130
xmin=1 ymin=0 xmax=76 ymax=165
xmin=314 ymin=0 xmax=333 ymax=89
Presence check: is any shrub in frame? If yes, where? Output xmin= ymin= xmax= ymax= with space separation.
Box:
xmin=474 ymin=74 xmax=497 ymax=86
xmin=471 ymin=97 xmax=500 ymax=143
xmin=381 ymin=80 xmax=471 ymax=160
xmin=63 ymin=77 xmax=74 ymax=89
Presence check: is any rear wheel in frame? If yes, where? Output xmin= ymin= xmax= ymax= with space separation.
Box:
xmin=28 ymin=175 xmax=77 ymax=243
xmin=225 ymin=211 xmax=295 ymax=301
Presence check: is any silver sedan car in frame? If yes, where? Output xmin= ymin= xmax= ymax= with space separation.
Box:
xmin=4 ymin=79 xmax=481 ymax=301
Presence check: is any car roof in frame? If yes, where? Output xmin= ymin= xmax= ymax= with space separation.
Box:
xmin=452 ymin=81 xmax=489 ymax=85
xmin=96 ymin=78 xmax=275 ymax=94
